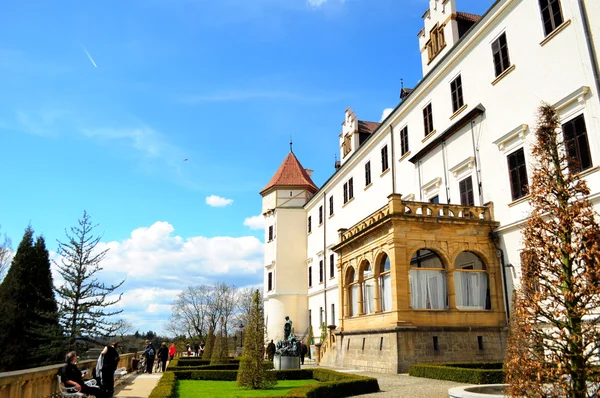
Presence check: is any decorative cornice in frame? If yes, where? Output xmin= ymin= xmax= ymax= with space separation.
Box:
xmin=492 ymin=124 xmax=528 ymax=151
xmin=422 ymin=177 xmax=442 ymax=195
xmin=449 ymin=157 xmax=475 ymax=178
xmin=553 ymin=86 xmax=590 ymax=111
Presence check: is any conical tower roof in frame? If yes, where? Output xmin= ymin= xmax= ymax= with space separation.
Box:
xmin=260 ymin=151 xmax=318 ymax=196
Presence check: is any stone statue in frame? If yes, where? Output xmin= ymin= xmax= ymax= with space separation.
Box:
xmin=276 ymin=316 xmax=300 ymax=357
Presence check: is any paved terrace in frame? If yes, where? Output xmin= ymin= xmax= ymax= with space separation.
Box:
xmin=114 ymin=373 xmax=162 ymax=398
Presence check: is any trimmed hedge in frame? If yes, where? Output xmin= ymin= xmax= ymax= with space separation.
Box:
xmin=148 ymin=371 xmax=176 ymax=398
xmin=409 ymin=363 xmax=504 ymax=384
xmin=168 ymin=362 xmax=273 ymax=372
xmin=150 ymin=368 xmax=379 ymax=398
xmin=442 ymin=362 xmax=503 ymax=370
xmin=176 ymin=358 xmax=240 ymax=366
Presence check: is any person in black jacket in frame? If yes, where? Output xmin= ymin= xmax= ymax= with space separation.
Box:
xmin=300 ymin=340 xmax=308 ymax=365
xmin=157 ymin=342 xmax=169 ymax=372
xmin=101 ymin=342 xmax=120 ymax=397
xmin=61 ymin=351 xmax=106 ymax=397
xmin=143 ymin=341 xmax=156 ymax=374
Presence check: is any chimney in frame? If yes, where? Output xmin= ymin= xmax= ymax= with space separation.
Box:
xmin=305 ymin=168 xmax=313 ymax=177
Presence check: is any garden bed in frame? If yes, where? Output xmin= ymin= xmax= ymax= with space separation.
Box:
xmin=178 ymin=380 xmax=319 ymax=397
xmin=408 ymin=362 xmax=504 ymax=385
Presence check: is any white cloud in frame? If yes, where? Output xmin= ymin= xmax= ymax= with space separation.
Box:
xmin=243 ymin=215 xmax=265 ymax=230
xmin=308 ymin=0 xmax=327 ymax=7
xmin=51 ymin=221 xmax=265 ymax=335
xmin=206 ymin=195 xmax=234 ymax=207
xmin=380 ymin=108 xmax=394 ymax=122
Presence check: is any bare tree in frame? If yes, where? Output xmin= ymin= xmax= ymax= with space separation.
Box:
xmin=0 ymin=225 xmax=12 ymax=280
xmin=505 ymin=105 xmax=600 ymax=398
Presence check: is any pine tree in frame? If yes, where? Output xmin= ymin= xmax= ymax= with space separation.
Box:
xmin=0 ymin=227 xmax=63 ymax=371
xmin=210 ymin=326 xmax=228 ymax=365
xmin=236 ymin=289 xmax=275 ymax=389
xmin=505 ymin=105 xmax=600 ymax=398
xmin=203 ymin=326 xmax=215 ymax=360
xmin=55 ymin=211 xmax=125 ymax=348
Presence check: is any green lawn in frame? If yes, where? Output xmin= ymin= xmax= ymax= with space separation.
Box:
xmin=177 ymin=379 xmax=319 ymax=397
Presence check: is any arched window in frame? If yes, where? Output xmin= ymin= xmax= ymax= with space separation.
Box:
xmin=362 ymin=262 xmax=374 ymax=314
xmin=379 ymin=254 xmax=392 ymax=312
xmin=346 ymin=268 xmax=359 ymax=317
xmin=409 ymin=249 xmax=447 ymax=309
xmin=454 ymin=252 xmax=491 ymax=310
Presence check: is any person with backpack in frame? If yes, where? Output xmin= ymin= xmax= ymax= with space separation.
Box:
xmin=101 ymin=342 xmax=120 ymax=397
xmin=143 ymin=341 xmax=156 ymax=374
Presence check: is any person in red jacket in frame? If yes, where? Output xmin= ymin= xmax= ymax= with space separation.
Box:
xmin=169 ymin=343 xmax=176 ymax=361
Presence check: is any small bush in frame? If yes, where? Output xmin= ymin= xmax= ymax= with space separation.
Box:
xmin=409 ymin=363 xmax=504 ymax=384
xmin=148 ymin=371 xmax=176 ymax=398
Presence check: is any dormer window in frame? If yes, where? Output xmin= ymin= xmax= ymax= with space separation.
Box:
xmin=426 ymin=24 xmax=446 ymax=63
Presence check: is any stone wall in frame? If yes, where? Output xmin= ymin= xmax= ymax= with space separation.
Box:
xmin=321 ymin=327 xmax=507 ymax=373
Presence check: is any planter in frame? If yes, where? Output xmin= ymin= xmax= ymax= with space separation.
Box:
xmin=273 ymin=354 xmax=300 ymax=370
xmin=448 ymin=384 xmax=508 ymax=398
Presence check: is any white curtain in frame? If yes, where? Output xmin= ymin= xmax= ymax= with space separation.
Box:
xmin=455 ymin=272 xmax=488 ymax=309
xmin=351 ymin=284 xmax=359 ymax=316
xmin=380 ymin=274 xmax=392 ymax=311
xmin=410 ymin=270 xmax=446 ymax=309
xmin=363 ymin=279 xmax=374 ymax=314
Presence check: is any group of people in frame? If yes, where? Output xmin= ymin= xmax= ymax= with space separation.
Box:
xmin=265 ymin=339 xmax=310 ymax=364
xmin=185 ymin=341 xmax=205 ymax=357
xmin=142 ymin=340 xmax=176 ymax=374
xmin=60 ymin=341 xmax=121 ymax=398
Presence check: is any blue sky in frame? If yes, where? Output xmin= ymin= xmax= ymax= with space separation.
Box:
xmin=0 ymin=0 xmax=494 ymax=335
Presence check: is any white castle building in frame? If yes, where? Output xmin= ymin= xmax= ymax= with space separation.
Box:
xmin=260 ymin=0 xmax=600 ymax=372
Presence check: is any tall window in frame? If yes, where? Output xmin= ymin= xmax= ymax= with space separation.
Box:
xmin=459 ymin=176 xmax=475 ymax=206
xmin=268 ymin=272 xmax=273 ymax=291
xmin=450 ymin=75 xmax=464 ymax=113
xmin=362 ymin=262 xmax=375 ymax=314
xmin=308 ymin=266 xmax=312 ymax=287
xmin=426 ymin=24 xmax=446 ymax=62
xmin=331 ymin=304 xmax=335 ymax=326
xmin=507 ymin=148 xmax=528 ymax=201
xmin=454 ymin=252 xmax=491 ymax=310
xmin=308 ymin=216 xmax=312 ymax=233
xmin=329 ymin=254 xmax=335 ymax=278
xmin=329 ymin=196 xmax=334 ymax=216
xmin=423 ymin=103 xmax=434 ymax=137
xmin=379 ymin=254 xmax=392 ymax=312
xmin=343 ymin=177 xmax=354 ymax=204
xmin=268 ymin=226 xmax=274 ymax=241
xmin=539 ymin=0 xmax=564 ymax=36
xmin=409 ymin=249 xmax=447 ymax=309
xmin=319 ymin=307 xmax=324 ymax=327
xmin=347 ymin=268 xmax=358 ymax=317
xmin=319 ymin=206 xmax=323 ymax=225
xmin=381 ymin=145 xmax=389 ymax=172
xmin=562 ymin=115 xmax=592 ymax=173
xmin=319 ymin=260 xmax=324 ymax=283
xmin=365 ymin=161 xmax=372 ymax=186
xmin=400 ymin=126 xmax=409 ymax=156
xmin=492 ymin=33 xmax=511 ymax=77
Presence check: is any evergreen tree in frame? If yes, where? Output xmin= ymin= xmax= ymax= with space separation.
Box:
xmin=203 ymin=326 xmax=215 ymax=359
xmin=55 ymin=211 xmax=125 ymax=348
xmin=0 ymin=227 xmax=63 ymax=371
xmin=505 ymin=105 xmax=600 ymax=397
xmin=236 ymin=289 xmax=275 ymax=389
xmin=210 ymin=327 xmax=228 ymax=365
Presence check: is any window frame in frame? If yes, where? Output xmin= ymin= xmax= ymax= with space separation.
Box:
xmin=365 ymin=161 xmax=372 ymax=186
xmin=459 ymin=176 xmax=475 ymax=206
xmin=381 ymin=145 xmax=389 ymax=172
xmin=329 ymin=196 xmax=334 ymax=216
xmin=491 ymin=32 xmax=511 ymax=78
xmin=319 ymin=206 xmax=323 ymax=225
xmin=307 ymin=216 xmax=312 ymax=233
xmin=319 ymin=260 xmax=324 ymax=283
xmin=450 ymin=75 xmax=464 ymax=114
xmin=507 ymin=147 xmax=529 ymax=201
xmin=308 ymin=266 xmax=313 ymax=287
xmin=400 ymin=126 xmax=409 ymax=156
xmin=329 ymin=254 xmax=335 ymax=279
xmin=423 ymin=103 xmax=434 ymax=137
xmin=268 ymin=225 xmax=274 ymax=242
xmin=348 ymin=177 xmax=354 ymax=200
xmin=562 ymin=114 xmax=593 ymax=174
xmin=267 ymin=271 xmax=273 ymax=291
xmin=539 ymin=0 xmax=564 ymax=37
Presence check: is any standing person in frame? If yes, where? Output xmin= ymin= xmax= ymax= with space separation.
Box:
xmin=199 ymin=341 xmax=205 ymax=358
xmin=193 ymin=342 xmax=199 ymax=357
xmin=61 ymin=351 xmax=107 ymax=397
xmin=300 ymin=340 xmax=308 ymax=365
xmin=168 ymin=343 xmax=176 ymax=361
xmin=186 ymin=343 xmax=192 ymax=357
xmin=266 ymin=340 xmax=276 ymax=361
xmin=101 ymin=342 xmax=120 ymax=397
xmin=143 ymin=341 xmax=156 ymax=374
xmin=157 ymin=342 xmax=168 ymax=372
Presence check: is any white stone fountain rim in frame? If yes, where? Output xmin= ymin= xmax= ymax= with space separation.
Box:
xmin=448 ymin=384 xmax=508 ymax=398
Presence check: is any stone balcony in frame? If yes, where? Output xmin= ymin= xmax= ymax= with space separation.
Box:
xmin=337 ymin=193 xmax=496 ymax=244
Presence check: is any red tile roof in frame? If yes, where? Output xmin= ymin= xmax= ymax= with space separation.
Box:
xmin=357 ymin=120 xmax=380 ymax=135
xmin=260 ymin=151 xmax=318 ymax=195
xmin=456 ymin=11 xmax=481 ymax=23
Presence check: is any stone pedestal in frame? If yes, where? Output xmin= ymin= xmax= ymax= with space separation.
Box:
xmin=273 ymin=354 xmax=300 ymax=370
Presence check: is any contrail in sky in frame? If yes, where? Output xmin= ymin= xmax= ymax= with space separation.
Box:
xmin=82 ymin=46 xmax=98 ymax=68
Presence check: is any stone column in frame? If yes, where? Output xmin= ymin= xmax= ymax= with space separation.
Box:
xmin=357 ymin=283 xmax=364 ymax=315
xmin=373 ymin=277 xmax=381 ymax=313
xmin=447 ymin=270 xmax=456 ymax=309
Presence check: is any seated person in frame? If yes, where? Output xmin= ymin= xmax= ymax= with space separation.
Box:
xmin=61 ymin=351 xmax=107 ymax=397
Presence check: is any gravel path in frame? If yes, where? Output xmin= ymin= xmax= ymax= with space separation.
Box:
xmin=308 ymin=366 xmax=468 ymax=398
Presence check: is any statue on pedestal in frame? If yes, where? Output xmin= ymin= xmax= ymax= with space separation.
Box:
xmin=276 ymin=316 xmax=300 ymax=357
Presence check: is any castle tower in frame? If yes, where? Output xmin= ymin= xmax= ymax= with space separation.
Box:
xmin=260 ymin=149 xmax=318 ymax=343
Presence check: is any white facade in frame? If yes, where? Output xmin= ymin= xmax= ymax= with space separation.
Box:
xmin=262 ymin=0 xmax=600 ymax=346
